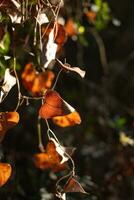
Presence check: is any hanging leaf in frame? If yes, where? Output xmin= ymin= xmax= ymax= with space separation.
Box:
xmin=50 ymin=138 xmax=69 ymax=164
xmin=56 ymin=59 xmax=86 ymax=78
xmin=21 ymin=63 xmax=55 ymax=96
xmin=39 ymin=90 xmax=75 ymax=119
xmin=41 ymin=22 xmax=67 ymax=68
xmin=0 ymin=163 xmax=12 ymax=187
xmin=0 ymin=111 xmax=19 ymax=142
xmin=34 ymin=140 xmax=68 ymax=172
xmin=65 ymin=18 xmax=78 ymax=37
xmin=43 ymin=28 xmax=58 ymax=68
xmin=0 ymin=68 xmax=16 ymax=103
xmin=63 ymin=177 xmax=87 ymax=193
xmin=52 ymin=111 xmax=81 ymax=127
xmin=42 ymin=22 xmax=67 ymax=51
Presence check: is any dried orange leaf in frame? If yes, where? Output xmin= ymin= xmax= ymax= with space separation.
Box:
xmin=39 ymin=90 xmax=75 ymax=119
xmin=0 ymin=163 xmax=12 ymax=187
xmin=21 ymin=63 xmax=55 ymax=96
xmin=50 ymin=138 xmax=68 ymax=164
xmin=56 ymin=59 xmax=86 ymax=78
xmin=64 ymin=177 xmax=86 ymax=193
xmin=52 ymin=111 xmax=81 ymax=127
xmin=0 ymin=111 xmax=19 ymax=142
xmin=6 ymin=111 xmax=20 ymax=129
xmin=42 ymin=22 xmax=67 ymax=51
xmin=34 ymin=140 xmax=67 ymax=172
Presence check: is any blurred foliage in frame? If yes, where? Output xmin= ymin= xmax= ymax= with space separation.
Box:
xmin=0 ymin=0 xmax=134 ymax=200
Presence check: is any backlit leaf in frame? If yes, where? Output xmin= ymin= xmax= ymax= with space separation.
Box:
xmin=39 ymin=90 xmax=75 ymax=119
xmin=34 ymin=140 xmax=68 ymax=172
xmin=63 ymin=177 xmax=86 ymax=193
xmin=0 ymin=68 xmax=16 ymax=103
xmin=0 ymin=111 xmax=19 ymax=142
xmin=0 ymin=163 xmax=12 ymax=187
xmin=21 ymin=63 xmax=55 ymax=96
xmin=56 ymin=59 xmax=86 ymax=78
xmin=52 ymin=111 xmax=81 ymax=127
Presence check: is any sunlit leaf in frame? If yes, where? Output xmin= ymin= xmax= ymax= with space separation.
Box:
xmin=50 ymin=138 xmax=69 ymax=164
xmin=0 ymin=163 xmax=12 ymax=187
xmin=0 ymin=68 xmax=16 ymax=102
xmin=41 ymin=22 xmax=67 ymax=68
xmin=63 ymin=177 xmax=86 ymax=193
xmin=39 ymin=90 xmax=75 ymax=119
xmin=34 ymin=140 xmax=68 ymax=172
xmin=56 ymin=59 xmax=86 ymax=78
xmin=0 ymin=32 xmax=10 ymax=54
xmin=0 ymin=111 xmax=19 ymax=142
xmin=52 ymin=111 xmax=81 ymax=127
xmin=21 ymin=63 xmax=55 ymax=96
xmin=44 ymin=28 xmax=58 ymax=68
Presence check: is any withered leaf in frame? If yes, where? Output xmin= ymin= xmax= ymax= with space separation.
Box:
xmin=39 ymin=90 xmax=75 ymax=119
xmin=56 ymin=59 xmax=86 ymax=78
xmin=0 ymin=111 xmax=19 ymax=142
xmin=63 ymin=177 xmax=87 ymax=193
xmin=0 ymin=163 xmax=12 ymax=187
xmin=52 ymin=111 xmax=81 ymax=127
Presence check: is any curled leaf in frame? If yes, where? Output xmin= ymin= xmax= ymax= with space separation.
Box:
xmin=39 ymin=90 xmax=75 ymax=119
xmin=52 ymin=111 xmax=81 ymax=127
xmin=0 ymin=69 xmax=16 ymax=103
xmin=63 ymin=177 xmax=87 ymax=194
xmin=42 ymin=22 xmax=67 ymax=51
xmin=50 ymin=138 xmax=69 ymax=164
xmin=41 ymin=22 xmax=67 ymax=68
xmin=56 ymin=59 xmax=86 ymax=78
xmin=43 ymin=28 xmax=58 ymax=68
xmin=34 ymin=140 xmax=68 ymax=172
xmin=0 ymin=163 xmax=12 ymax=187
xmin=0 ymin=111 xmax=19 ymax=142
xmin=21 ymin=63 xmax=55 ymax=96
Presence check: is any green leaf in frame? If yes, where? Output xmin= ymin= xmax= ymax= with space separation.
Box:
xmin=0 ymin=32 xmax=10 ymax=54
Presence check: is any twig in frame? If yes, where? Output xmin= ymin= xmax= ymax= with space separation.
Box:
xmin=37 ymin=116 xmax=45 ymax=152
xmin=52 ymin=69 xmax=62 ymax=90
xmin=13 ymin=57 xmax=21 ymax=111
xmin=89 ymin=27 xmax=108 ymax=75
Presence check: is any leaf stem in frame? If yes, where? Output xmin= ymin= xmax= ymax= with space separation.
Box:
xmin=37 ymin=116 xmax=45 ymax=152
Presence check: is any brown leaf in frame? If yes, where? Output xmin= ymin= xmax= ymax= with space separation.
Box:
xmin=39 ymin=90 xmax=75 ymax=119
xmin=21 ymin=63 xmax=55 ymax=96
xmin=0 ymin=163 xmax=12 ymax=187
xmin=42 ymin=22 xmax=67 ymax=51
xmin=56 ymin=59 xmax=86 ymax=78
xmin=52 ymin=111 xmax=81 ymax=127
xmin=63 ymin=177 xmax=87 ymax=193
xmin=0 ymin=111 xmax=19 ymax=142
xmin=34 ymin=140 xmax=68 ymax=172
